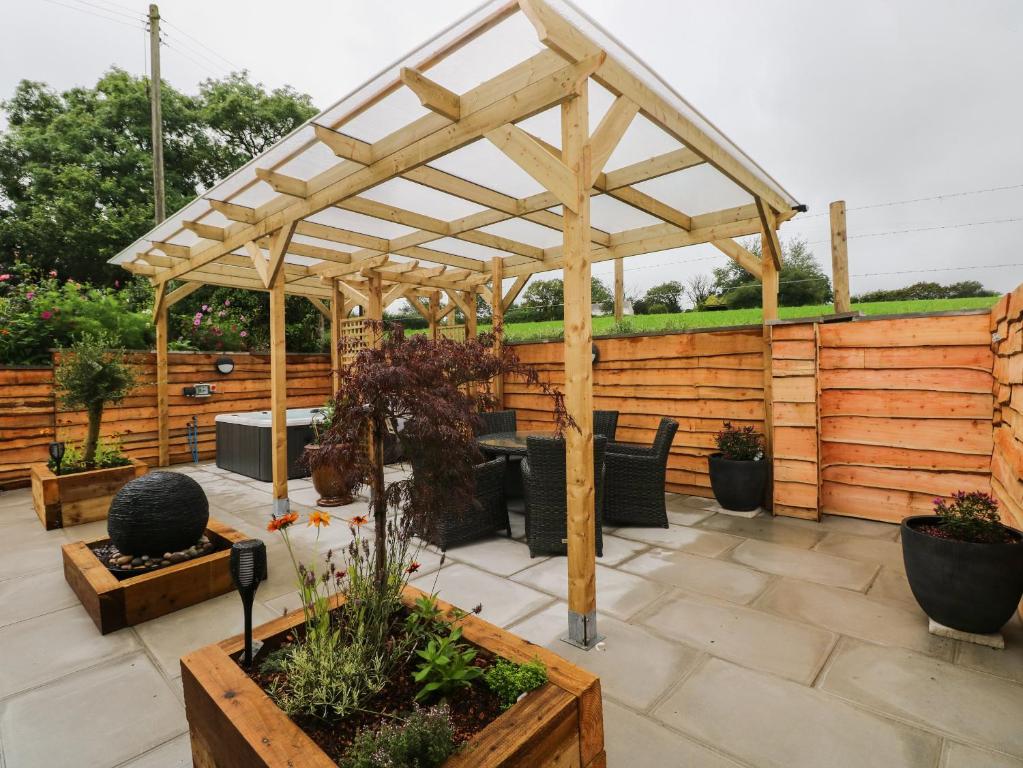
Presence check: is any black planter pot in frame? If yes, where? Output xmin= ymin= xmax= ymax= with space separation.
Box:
xmin=707 ymin=454 xmax=768 ymax=512
xmin=901 ymin=515 xmax=1023 ymax=635
xmin=108 ymin=471 xmax=210 ymax=557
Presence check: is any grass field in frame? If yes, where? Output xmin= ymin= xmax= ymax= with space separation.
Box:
xmin=481 ymin=296 xmax=1000 ymax=342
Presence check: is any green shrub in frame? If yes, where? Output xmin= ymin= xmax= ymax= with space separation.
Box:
xmin=341 ymin=704 xmax=455 ymax=768
xmin=934 ymin=491 xmax=1008 ymax=543
xmin=483 ymin=658 xmax=548 ymax=709
xmin=179 ymin=297 xmax=253 ymax=351
xmin=715 ymin=422 xmax=764 ymax=461
xmin=413 ymin=624 xmax=482 ymax=701
xmin=645 ymin=302 xmax=669 ymax=315
xmin=51 ymin=437 xmax=132 ymax=474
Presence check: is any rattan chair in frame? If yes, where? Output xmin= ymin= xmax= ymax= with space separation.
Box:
xmin=593 ymin=410 xmax=619 ymax=441
xmin=477 ymin=409 xmax=517 ymax=436
xmin=521 ymin=435 xmax=607 ymax=558
xmin=416 ymin=456 xmax=509 ymax=550
xmin=604 ymin=417 xmax=679 ymax=528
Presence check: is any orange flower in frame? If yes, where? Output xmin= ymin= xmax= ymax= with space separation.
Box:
xmin=267 ymin=512 xmax=299 ymax=532
xmin=406 ymin=561 xmax=421 ymax=574
xmin=308 ymin=510 xmax=331 ymax=527
xmin=348 ymin=515 xmax=369 ymax=527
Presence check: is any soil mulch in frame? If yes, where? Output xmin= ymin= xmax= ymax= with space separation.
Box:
xmin=916 ymin=524 xmax=1019 ymax=544
xmin=243 ymin=610 xmax=505 ymax=765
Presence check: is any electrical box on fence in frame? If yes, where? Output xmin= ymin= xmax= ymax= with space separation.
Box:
xmin=183 ymin=383 xmax=217 ymax=398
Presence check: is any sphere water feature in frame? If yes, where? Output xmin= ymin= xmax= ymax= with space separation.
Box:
xmin=107 ymin=471 xmax=209 ymax=557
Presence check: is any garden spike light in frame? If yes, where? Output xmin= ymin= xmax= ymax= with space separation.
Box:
xmin=48 ymin=441 xmax=65 ymax=476
xmin=230 ymin=539 xmax=268 ymax=667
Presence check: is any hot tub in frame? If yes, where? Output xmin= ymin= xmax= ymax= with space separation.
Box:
xmin=215 ymin=408 xmax=325 ymax=482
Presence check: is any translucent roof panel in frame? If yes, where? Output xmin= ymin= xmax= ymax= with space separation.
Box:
xmin=361 ymin=178 xmax=487 ymax=221
xmin=603 ymin=115 xmax=686 ymax=174
xmin=634 ymin=164 xmax=755 ymax=217
xmin=589 ymin=195 xmax=663 ymax=232
xmin=478 ymin=218 xmax=562 ymax=249
xmin=430 ymin=140 xmax=547 ymax=199
xmin=306 ymin=207 xmax=417 ymax=240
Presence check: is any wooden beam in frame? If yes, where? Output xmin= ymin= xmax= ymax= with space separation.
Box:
xmin=588 ymin=95 xmax=639 ymax=185
xmin=400 ymin=67 xmax=461 ymax=121
xmin=486 ymin=123 xmax=579 ymax=211
xmin=614 ymin=258 xmax=623 ymax=322
xmin=600 ymin=147 xmax=704 ymax=190
xmin=307 ymin=296 xmax=331 ymax=320
xmin=155 ymin=295 xmax=169 ymax=467
xmin=502 ymin=274 xmax=529 ymax=311
xmin=335 ymin=280 xmax=368 ymax=306
xmin=164 ymin=281 xmax=203 ymax=309
xmin=756 ymin=197 xmax=783 ymax=270
xmin=428 ymin=291 xmax=440 ymax=339
xmin=463 ymin=290 xmax=478 ymax=338
xmin=314 ymin=124 xmax=374 ymax=164
xmin=330 ymin=280 xmax=344 ymax=393
xmin=491 ymin=257 xmax=505 ymax=403
xmin=606 ymin=186 xmax=691 ymax=230
xmin=269 ymin=268 xmax=289 ymax=513
xmin=830 ymin=200 xmax=851 ymax=313
xmin=383 ymin=283 xmax=410 ymax=307
xmin=181 ymin=220 xmax=225 ymax=241
xmin=207 ymin=199 xmax=258 ymax=224
xmin=151 ymin=281 xmax=167 ymax=324
xmin=243 ymin=241 xmax=271 ymax=288
xmin=151 ymin=241 xmax=191 ymax=258
xmin=711 ymin=238 xmax=763 ymax=280
xmin=255 ymin=167 xmax=308 ymax=198
xmin=267 ymin=223 xmax=297 ymax=287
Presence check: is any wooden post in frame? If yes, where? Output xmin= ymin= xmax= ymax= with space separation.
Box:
xmin=613 ymin=257 xmax=624 ymax=322
xmin=428 ymin=291 xmax=440 ymax=340
xmin=329 ymin=279 xmax=344 ymax=394
xmin=761 ymin=233 xmax=779 ymax=512
xmin=148 ymin=4 xmax=165 ymax=225
xmin=464 ymin=290 xmax=478 ymax=338
xmin=830 ymin=200 xmax=851 ymax=313
xmin=269 ymin=267 xmax=288 ymax=515
xmin=155 ymin=295 xmax=169 ymax=467
xmin=561 ymin=82 xmax=599 ymax=649
xmin=491 ymin=258 xmax=504 ymax=404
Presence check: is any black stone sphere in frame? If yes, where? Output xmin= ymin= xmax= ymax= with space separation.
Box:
xmin=107 ymin=471 xmax=209 ymax=557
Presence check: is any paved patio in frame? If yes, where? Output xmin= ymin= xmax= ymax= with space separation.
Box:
xmin=0 ymin=461 xmax=1021 ymax=768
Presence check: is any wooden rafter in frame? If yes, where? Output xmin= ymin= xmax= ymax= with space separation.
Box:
xmin=400 ymin=67 xmax=461 ymax=121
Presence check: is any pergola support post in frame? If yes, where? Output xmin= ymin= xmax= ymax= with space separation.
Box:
xmin=428 ymin=291 xmax=440 ymax=339
xmin=491 ymin=258 xmax=505 ymax=404
xmin=830 ymin=200 xmax=851 ymax=313
xmin=465 ymin=290 xmax=478 ymax=338
xmin=561 ymin=82 xmax=601 ymax=650
xmin=761 ymin=232 xmax=780 ymax=513
xmin=154 ymin=288 xmax=169 ymax=467
xmin=269 ymin=265 xmax=289 ymax=515
xmin=330 ymin=279 xmax=345 ymax=394
xmin=613 ymin=257 xmax=624 ymax=322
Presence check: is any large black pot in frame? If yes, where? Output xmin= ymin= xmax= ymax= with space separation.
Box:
xmin=707 ymin=454 xmax=768 ymax=512
xmin=107 ymin=471 xmax=209 ymax=557
xmin=901 ymin=515 xmax=1023 ymax=634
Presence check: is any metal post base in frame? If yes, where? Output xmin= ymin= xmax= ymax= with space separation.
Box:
xmin=560 ymin=609 xmax=604 ymax=650
xmin=272 ymin=497 xmax=290 ymax=515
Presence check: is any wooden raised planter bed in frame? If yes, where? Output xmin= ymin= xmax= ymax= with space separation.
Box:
xmin=181 ymin=586 xmax=606 ymax=768
xmin=62 ymin=518 xmax=248 ymax=634
xmin=31 ymin=459 xmax=147 ymax=530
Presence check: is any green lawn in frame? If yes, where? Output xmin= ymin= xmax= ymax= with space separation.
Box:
xmin=482 ymin=296 xmax=1000 ymax=343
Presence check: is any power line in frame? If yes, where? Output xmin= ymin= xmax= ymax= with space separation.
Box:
xmin=800 ymin=182 xmax=1023 ymax=218
xmin=70 ymin=0 xmax=144 ymax=21
xmin=39 ymin=0 xmax=144 ymax=29
xmin=802 ymin=216 xmax=1023 ymax=246
xmin=162 ymin=17 xmax=242 ymax=72
xmin=162 ymin=40 xmax=228 ymax=79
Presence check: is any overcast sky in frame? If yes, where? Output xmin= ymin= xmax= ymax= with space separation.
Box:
xmin=2 ymin=0 xmax=1022 ymax=302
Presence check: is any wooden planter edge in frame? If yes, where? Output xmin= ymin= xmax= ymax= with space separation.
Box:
xmin=181 ymin=585 xmax=605 ymax=768
xmin=31 ymin=459 xmax=147 ymax=530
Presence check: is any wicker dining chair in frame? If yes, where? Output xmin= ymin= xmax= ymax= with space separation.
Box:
xmin=415 ymin=456 xmax=509 ymax=550
xmin=477 ymin=409 xmax=517 ymax=436
xmin=593 ymin=410 xmax=619 ymax=441
xmin=604 ymin=417 xmax=679 ymax=528
xmin=521 ymin=435 xmax=607 ymax=558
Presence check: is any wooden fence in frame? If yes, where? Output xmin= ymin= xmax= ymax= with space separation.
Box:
xmin=991 ymin=286 xmax=1023 ymax=530
xmin=0 ymin=352 xmax=333 ymax=489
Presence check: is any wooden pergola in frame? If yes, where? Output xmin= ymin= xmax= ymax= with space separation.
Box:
xmin=111 ymin=0 xmax=801 ymax=648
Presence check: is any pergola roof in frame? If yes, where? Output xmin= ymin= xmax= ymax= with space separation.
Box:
xmin=110 ymin=0 xmax=801 ymax=303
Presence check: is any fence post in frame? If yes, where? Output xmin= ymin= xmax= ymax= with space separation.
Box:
xmin=830 ymin=200 xmax=851 ymax=313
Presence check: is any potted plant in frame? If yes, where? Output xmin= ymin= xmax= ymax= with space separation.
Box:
xmin=707 ymin=422 xmax=767 ymax=512
xmin=181 ymin=324 xmax=602 ymax=768
xmin=31 ymin=333 xmax=146 ymax=529
xmin=902 ymin=491 xmax=1023 ymax=635
xmin=303 ymin=399 xmax=359 ymax=507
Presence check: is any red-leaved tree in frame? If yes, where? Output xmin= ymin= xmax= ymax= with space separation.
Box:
xmin=312 ymin=322 xmax=573 ymax=587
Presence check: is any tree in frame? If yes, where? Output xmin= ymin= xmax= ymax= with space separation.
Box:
xmin=591 ymin=277 xmax=614 ymax=314
xmin=711 ymin=237 xmax=832 ymax=309
xmin=0 ymin=69 xmax=317 ymax=285
xmin=852 ymin=280 xmax=997 ymax=303
xmin=518 ymin=277 xmax=615 ymax=320
xmin=643 ymin=281 xmax=684 ymax=313
xmin=685 ymin=274 xmax=713 ymax=308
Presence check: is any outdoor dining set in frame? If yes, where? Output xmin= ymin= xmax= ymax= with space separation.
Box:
xmin=418 ymin=410 xmax=679 ymax=558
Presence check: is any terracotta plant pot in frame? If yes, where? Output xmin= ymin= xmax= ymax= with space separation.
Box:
xmin=901 ymin=515 xmax=1023 ymax=634
xmin=304 ymin=445 xmax=356 ymax=507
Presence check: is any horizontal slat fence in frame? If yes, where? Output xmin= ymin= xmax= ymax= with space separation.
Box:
xmin=817 ymin=313 xmax=994 ymax=523
xmin=990 ymin=286 xmax=1023 ymax=530
xmin=0 ymin=352 xmax=333 ymax=489
xmin=505 ymin=329 xmax=766 ymax=497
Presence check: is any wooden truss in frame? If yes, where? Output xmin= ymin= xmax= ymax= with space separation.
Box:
xmin=126 ymin=0 xmax=801 ymax=646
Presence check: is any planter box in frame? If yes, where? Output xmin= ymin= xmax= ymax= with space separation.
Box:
xmin=31 ymin=459 xmax=148 ymax=530
xmin=62 ymin=518 xmax=248 ymax=635
xmin=181 ymin=587 xmax=606 ymax=768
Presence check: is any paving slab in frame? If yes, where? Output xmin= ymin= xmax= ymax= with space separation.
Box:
xmin=655 ymin=657 xmax=941 ymax=768
xmin=0 ymin=568 xmax=79 ymax=629
xmin=412 ymin=563 xmax=553 ymax=627
xmin=621 ymin=548 xmax=771 ymax=604
xmin=603 ymin=699 xmax=747 ymax=768
xmin=512 ymin=558 xmax=666 ymax=621
xmin=728 ymin=539 xmax=879 ymax=591
xmin=443 ymin=535 xmax=547 ymax=576
xmin=699 ymin=513 xmax=824 ymax=549
xmin=613 ymin=524 xmax=742 ymax=557
xmin=753 ymin=578 xmax=955 ymax=659
xmin=942 ymin=741 xmax=1023 ymax=768
xmin=819 ymin=637 xmax=1023 ymax=758
xmin=816 ymin=514 xmax=901 ymax=540
xmin=867 ymin=566 xmax=920 ymax=609
xmin=955 ymin=617 xmax=1023 ymax=685
xmin=641 ymin=591 xmax=836 ymax=684
xmin=0 ymin=488 xmax=33 ymax=510
xmin=134 ymin=591 xmax=276 ymax=677
xmin=118 ymin=733 xmax=192 ymax=768
xmin=507 ymin=602 xmax=700 ymax=711
xmin=0 ymin=606 xmax=139 ymax=698
xmin=594 ymin=533 xmax=648 ymax=566
xmin=814 ymin=532 xmax=905 ymax=572
xmin=0 ymin=534 xmax=64 ymax=582
xmin=0 ymin=652 xmax=186 ymax=768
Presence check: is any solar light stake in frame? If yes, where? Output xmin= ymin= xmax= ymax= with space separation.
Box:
xmin=48 ymin=441 xmax=66 ymax=476
xmin=230 ymin=539 xmax=267 ymax=667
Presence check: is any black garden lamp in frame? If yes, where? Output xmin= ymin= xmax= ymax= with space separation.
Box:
xmin=49 ymin=441 xmax=66 ymax=476
xmin=215 ymin=355 xmax=235 ymax=375
xmin=230 ymin=539 xmax=267 ymax=666
xmin=591 ymin=343 xmax=600 ymax=366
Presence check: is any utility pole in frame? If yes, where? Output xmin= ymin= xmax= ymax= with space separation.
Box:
xmin=148 ymin=3 xmax=165 ymax=225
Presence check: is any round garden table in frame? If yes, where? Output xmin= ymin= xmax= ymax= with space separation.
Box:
xmin=477 ymin=431 xmax=558 ymax=498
